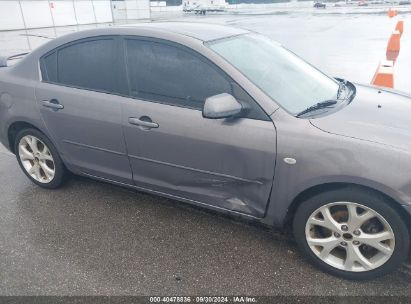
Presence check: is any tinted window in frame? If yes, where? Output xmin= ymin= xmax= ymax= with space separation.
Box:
xmin=42 ymin=38 xmax=118 ymax=93
xmin=125 ymin=39 xmax=232 ymax=109
xmin=42 ymin=52 xmax=58 ymax=82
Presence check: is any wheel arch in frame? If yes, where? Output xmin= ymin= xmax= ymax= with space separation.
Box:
xmin=284 ymin=182 xmax=411 ymax=232
xmin=7 ymin=120 xmax=57 ymax=155
xmin=8 ymin=121 xmax=44 ymax=154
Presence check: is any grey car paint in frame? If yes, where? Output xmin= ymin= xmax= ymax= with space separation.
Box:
xmin=312 ymin=85 xmax=411 ymax=151
xmin=122 ymin=94 xmax=276 ymax=217
xmin=1 ymin=23 xmax=411 ymax=228
xmin=36 ymin=83 xmax=133 ymax=184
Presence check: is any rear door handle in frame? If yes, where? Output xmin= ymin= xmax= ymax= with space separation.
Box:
xmin=128 ymin=117 xmax=159 ymax=129
xmin=41 ymin=99 xmax=64 ymax=110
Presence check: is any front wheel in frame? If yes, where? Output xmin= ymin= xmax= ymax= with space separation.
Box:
xmin=293 ymin=188 xmax=410 ymax=280
xmin=15 ymin=128 xmax=67 ymax=189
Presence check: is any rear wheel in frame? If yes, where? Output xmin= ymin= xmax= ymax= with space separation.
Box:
xmin=14 ymin=128 xmax=67 ymax=189
xmin=293 ymin=188 xmax=409 ymax=280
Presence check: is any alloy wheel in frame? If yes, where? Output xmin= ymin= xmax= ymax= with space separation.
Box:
xmin=305 ymin=202 xmax=395 ymax=272
xmin=18 ymin=135 xmax=55 ymax=183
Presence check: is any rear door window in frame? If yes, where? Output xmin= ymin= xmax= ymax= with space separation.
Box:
xmin=41 ymin=38 xmax=120 ymax=94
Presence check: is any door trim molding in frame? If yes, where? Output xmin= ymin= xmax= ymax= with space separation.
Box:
xmin=80 ymin=171 xmax=263 ymax=220
xmin=128 ymin=154 xmax=263 ymax=185
xmin=63 ymin=140 xmax=126 ymax=156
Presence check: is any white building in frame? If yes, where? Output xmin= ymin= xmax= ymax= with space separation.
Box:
xmin=0 ymin=0 xmax=151 ymax=31
xmin=183 ymin=0 xmax=227 ymax=12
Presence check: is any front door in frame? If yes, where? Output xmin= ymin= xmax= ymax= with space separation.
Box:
xmin=121 ymin=38 xmax=276 ymax=217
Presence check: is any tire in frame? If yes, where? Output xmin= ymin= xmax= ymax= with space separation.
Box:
xmin=14 ymin=128 xmax=67 ymax=189
xmin=293 ymin=187 xmax=410 ymax=280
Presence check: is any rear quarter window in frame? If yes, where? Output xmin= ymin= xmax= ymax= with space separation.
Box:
xmin=41 ymin=52 xmax=58 ymax=82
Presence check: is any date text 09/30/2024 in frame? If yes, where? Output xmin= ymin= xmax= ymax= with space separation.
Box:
xmin=149 ymin=296 xmax=257 ymax=303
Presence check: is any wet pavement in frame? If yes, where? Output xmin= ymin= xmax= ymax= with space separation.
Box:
xmin=1 ymin=10 xmax=411 ymax=296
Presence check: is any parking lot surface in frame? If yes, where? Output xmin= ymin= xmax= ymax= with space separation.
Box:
xmin=1 ymin=10 xmax=411 ymax=296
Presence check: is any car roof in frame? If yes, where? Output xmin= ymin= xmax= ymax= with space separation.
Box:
xmin=118 ymin=22 xmax=249 ymax=42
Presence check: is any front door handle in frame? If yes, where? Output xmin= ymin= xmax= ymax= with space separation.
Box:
xmin=41 ymin=99 xmax=64 ymax=110
xmin=128 ymin=117 xmax=159 ymax=129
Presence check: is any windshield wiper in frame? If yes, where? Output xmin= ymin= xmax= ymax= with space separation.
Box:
xmin=296 ymin=100 xmax=338 ymax=118
xmin=337 ymin=80 xmax=347 ymax=99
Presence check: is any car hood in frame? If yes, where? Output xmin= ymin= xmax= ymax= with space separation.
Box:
xmin=310 ymin=83 xmax=411 ymax=152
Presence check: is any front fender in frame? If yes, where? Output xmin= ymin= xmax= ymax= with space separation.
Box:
xmin=263 ymin=109 xmax=411 ymax=227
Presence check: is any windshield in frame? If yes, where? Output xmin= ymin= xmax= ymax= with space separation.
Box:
xmin=207 ymin=34 xmax=341 ymax=115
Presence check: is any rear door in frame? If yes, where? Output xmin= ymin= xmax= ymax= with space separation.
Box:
xmin=121 ymin=38 xmax=277 ymax=217
xmin=35 ymin=37 xmax=132 ymax=184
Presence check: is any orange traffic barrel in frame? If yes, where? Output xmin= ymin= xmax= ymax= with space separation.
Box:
xmin=388 ymin=8 xmax=397 ymax=18
xmin=371 ymin=60 xmax=394 ymax=88
xmin=396 ymin=20 xmax=404 ymax=35
xmin=387 ymin=30 xmax=401 ymax=52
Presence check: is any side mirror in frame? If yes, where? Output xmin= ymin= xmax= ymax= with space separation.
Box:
xmin=203 ymin=93 xmax=242 ymax=119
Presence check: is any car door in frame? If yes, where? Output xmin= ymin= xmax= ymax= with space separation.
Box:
xmin=121 ymin=38 xmax=277 ymax=218
xmin=35 ymin=37 xmax=132 ymax=184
